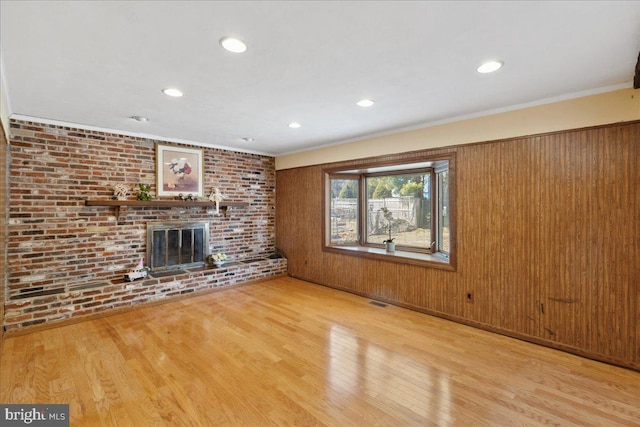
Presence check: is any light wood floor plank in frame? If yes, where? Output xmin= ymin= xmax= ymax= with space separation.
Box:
xmin=2 ymin=276 xmax=639 ymax=426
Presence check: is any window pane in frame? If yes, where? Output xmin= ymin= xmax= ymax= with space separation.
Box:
xmin=330 ymin=178 xmax=359 ymax=245
xmin=438 ymin=170 xmax=450 ymax=253
xmin=365 ymin=173 xmax=432 ymax=249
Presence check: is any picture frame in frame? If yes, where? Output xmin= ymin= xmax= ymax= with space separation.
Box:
xmin=156 ymin=143 xmax=204 ymax=198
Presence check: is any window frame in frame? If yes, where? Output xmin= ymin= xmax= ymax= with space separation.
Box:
xmin=362 ymin=167 xmax=435 ymax=254
xmin=327 ymin=174 xmax=361 ymax=246
xmin=435 ymin=163 xmax=450 ymax=257
xmin=323 ymin=153 xmax=455 ymax=271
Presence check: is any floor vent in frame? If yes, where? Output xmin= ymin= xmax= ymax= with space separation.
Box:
xmin=369 ymin=301 xmax=388 ymax=308
xmin=69 ymin=282 xmax=109 ymax=292
xmin=241 ymin=258 xmax=266 ymax=264
xmin=11 ymin=287 xmax=65 ymax=300
xmin=151 ymin=269 xmax=187 ymax=277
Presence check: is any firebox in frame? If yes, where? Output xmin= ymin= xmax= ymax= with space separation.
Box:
xmin=146 ymin=221 xmax=210 ymax=272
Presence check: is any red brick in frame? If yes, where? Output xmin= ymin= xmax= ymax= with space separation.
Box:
xmin=6 ymin=118 xmax=286 ymax=332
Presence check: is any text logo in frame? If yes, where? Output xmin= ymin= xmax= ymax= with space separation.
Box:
xmin=1 ymin=405 xmax=69 ymax=426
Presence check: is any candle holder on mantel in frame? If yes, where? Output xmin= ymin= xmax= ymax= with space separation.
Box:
xmin=209 ymin=187 xmax=225 ymax=216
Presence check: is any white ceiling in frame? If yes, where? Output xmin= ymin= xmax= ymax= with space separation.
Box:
xmin=1 ymin=1 xmax=639 ymax=156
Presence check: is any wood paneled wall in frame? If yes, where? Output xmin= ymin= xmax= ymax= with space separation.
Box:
xmin=276 ymin=121 xmax=640 ymax=371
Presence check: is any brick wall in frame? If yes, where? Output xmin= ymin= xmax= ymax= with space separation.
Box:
xmin=1 ymin=124 xmax=7 ymax=341
xmin=5 ymin=119 xmax=286 ymax=332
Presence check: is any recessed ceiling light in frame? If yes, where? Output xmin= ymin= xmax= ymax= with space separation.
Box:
xmin=288 ymin=122 xmax=301 ymax=129
xmin=220 ymin=37 xmax=247 ymax=53
xmin=162 ymin=88 xmax=183 ymax=97
xmin=357 ymin=99 xmax=375 ymax=107
xmin=477 ymin=61 xmax=503 ymax=74
xmin=241 ymin=137 xmax=254 ymax=142
xmin=130 ymin=116 xmax=149 ymax=122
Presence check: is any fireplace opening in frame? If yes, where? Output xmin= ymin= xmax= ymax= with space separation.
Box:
xmin=147 ymin=221 xmax=210 ymax=272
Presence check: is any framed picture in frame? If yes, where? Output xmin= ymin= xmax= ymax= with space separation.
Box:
xmin=156 ymin=144 xmax=204 ymax=198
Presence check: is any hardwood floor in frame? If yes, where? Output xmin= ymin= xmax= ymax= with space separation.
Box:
xmin=2 ymin=277 xmax=639 ymax=426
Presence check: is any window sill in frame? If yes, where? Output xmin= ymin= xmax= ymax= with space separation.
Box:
xmin=324 ymin=245 xmax=455 ymax=271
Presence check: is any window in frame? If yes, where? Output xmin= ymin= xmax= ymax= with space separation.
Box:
xmin=324 ymin=155 xmax=454 ymax=269
xmin=329 ymin=176 xmax=359 ymax=245
xmin=436 ymin=164 xmax=450 ymax=255
xmin=364 ymin=171 xmax=433 ymax=251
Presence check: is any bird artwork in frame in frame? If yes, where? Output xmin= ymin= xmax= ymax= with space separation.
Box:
xmin=156 ymin=143 xmax=204 ymax=198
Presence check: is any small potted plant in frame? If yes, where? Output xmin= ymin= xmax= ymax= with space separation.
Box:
xmin=136 ymin=183 xmax=152 ymax=201
xmin=209 ymin=252 xmax=228 ymax=267
xmin=383 ymin=237 xmax=395 ymax=253
xmin=380 ymin=207 xmax=395 ymax=253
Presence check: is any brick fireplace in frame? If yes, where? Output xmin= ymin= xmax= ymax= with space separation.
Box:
xmin=4 ymin=119 xmax=287 ymax=332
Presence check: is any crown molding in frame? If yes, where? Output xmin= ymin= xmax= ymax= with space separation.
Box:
xmin=8 ymin=114 xmax=274 ymax=157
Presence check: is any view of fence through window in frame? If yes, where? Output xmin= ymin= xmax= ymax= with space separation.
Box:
xmin=329 ymin=168 xmax=450 ymax=253
xmin=330 ymin=179 xmax=359 ymax=244
xmin=365 ymin=172 xmax=432 ymax=249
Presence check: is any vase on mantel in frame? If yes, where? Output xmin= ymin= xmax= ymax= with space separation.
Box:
xmin=215 ymin=261 xmax=225 ymax=268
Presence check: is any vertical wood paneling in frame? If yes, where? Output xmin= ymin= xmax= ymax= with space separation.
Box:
xmin=523 ymin=137 xmax=544 ymax=338
xmin=499 ymin=138 xmax=537 ymax=337
xmin=541 ymin=130 xmax=586 ymax=348
xmin=276 ymin=166 xmax=324 ymax=280
xmin=634 ymin=124 xmax=640 ymax=366
xmin=581 ymin=125 xmax=638 ymax=361
xmin=276 ymin=121 xmax=640 ymax=370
